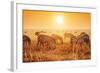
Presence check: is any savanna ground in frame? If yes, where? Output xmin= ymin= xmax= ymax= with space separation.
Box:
xmin=23 ymin=30 xmax=91 ymax=62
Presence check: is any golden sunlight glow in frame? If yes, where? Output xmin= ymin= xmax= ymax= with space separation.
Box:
xmin=56 ymin=16 xmax=63 ymax=25
xmin=23 ymin=10 xmax=91 ymax=30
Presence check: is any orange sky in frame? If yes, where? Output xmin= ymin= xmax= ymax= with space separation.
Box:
xmin=23 ymin=10 xmax=91 ymax=30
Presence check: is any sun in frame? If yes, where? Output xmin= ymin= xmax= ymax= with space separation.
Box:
xmin=56 ymin=16 xmax=63 ymax=25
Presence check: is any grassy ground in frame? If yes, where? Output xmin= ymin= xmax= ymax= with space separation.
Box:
xmin=23 ymin=41 xmax=91 ymax=62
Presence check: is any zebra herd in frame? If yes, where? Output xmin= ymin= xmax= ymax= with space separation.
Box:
xmin=23 ymin=31 xmax=91 ymax=62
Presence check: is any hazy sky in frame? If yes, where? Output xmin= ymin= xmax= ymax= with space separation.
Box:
xmin=23 ymin=10 xmax=91 ymax=30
